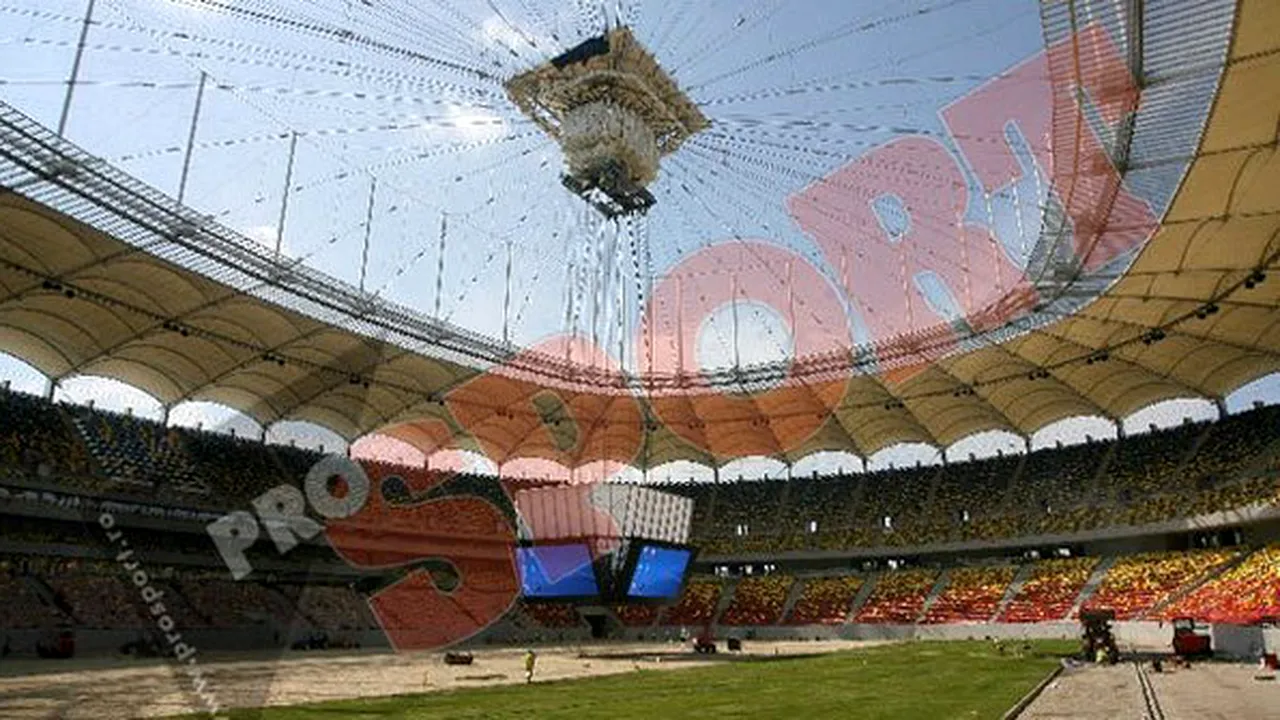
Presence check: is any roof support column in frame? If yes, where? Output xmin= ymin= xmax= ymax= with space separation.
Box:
xmin=274 ymin=131 xmax=298 ymax=260
xmin=57 ymin=0 xmax=95 ymax=137
xmin=730 ymin=272 xmax=741 ymax=372
xmin=1213 ymin=396 xmax=1228 ymax=419
xmin=358 ymin=176 xmax=376 ymax=292
xmin=434 ymin=213 xmax=447 ymax=319
xmin=177 ymin=72 xmax=208 ymax=204
xmin=1125 ymin=0 xmax=1145 ymax=87
xmin=44 ymin=378 xmax=57 ymax=401
xmin=502 ymin=239 xmax=512 ymax=345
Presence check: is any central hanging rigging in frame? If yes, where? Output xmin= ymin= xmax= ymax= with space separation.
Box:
xmin=504 ymin=27 xmax=710 ymax=219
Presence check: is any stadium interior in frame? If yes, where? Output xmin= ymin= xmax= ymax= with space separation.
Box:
xmin=1 ymin=0 xmax=1279 ymax=717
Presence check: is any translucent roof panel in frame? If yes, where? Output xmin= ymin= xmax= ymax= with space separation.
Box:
xmin=3 ymin=0 xmax=1275 ymax=469
xmin=0 ymin=0 xmax=1235 ymax=380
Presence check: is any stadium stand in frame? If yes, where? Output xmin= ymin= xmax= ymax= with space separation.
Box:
xmin=932 ymin=456 xmax=1019 ymax=542
xmin=1 ymin=387 xmax=1279 ymax=643
xmin=0 ymin=561 xmax=68 ymax=629
xmin=179 ymin=427 xmax=305 ymax=503
xmin=997 ymin=558 xmax=1097 ymax=623
xmin=922 ymin=566 xmax=1017 ymax=624
xmin=660 ymin=579 xmax=722 ymax=626
xmin=1098 ymin=423 xmax=1203 ymax=507
xmin=853 ymin=568 xmax=938 ymax=624
xmin=612 ymin=604 xmax=660 ymax=627
xmin=677 ymin=405 xmax=1280 ymax=552
xmin=44 ymin=562 xmax=146 ymax=629
xmin=1157 ymin=544 xmax=1280 ymax=624
xmin=520 ymin=602 xmax=583 ymax=629
xmin=719 ymin=575 xmax=793 ymax=626
xmin=1009 ymin=444 xmax=1100 ymax=537
xmin=785 ymin=576 xmax=862 ymax=625
xmin=4 ymin=388 xmax=1278 ymax=556
xmin=176 ymin=574 xmax=302 ymax=629
xmin=0 ymin=392 xmax=93 ymax=481
xmin=1080 ymin=549 xmax=1238 ymax=619
xmin=295 ymin=585 xmax=381 ymax=631
xmin=863 ymin=466 xmax=943 ymax=547
xmin=773 ymin=475 xmax=858 ymax=551
xmin=67 ymin=406 xmax=206 ymax=493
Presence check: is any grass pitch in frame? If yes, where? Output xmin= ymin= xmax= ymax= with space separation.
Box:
xmin=208 ymin=640 xmax=1073 ymax=719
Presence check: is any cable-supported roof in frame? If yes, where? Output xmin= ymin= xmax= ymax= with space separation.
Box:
xmin=0 ymin=0 xmax=1276 ymax=468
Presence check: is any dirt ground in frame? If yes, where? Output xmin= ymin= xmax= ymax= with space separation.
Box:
xmin=1022 ymin=660 xmax=1280 ymax=720
xmin=0 ymin=639 xmax=885 ymax=719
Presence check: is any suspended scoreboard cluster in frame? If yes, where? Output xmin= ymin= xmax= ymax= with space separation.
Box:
xmin=503 ymin=27 xmax=710 ymax=218
xmin=512 ymin=483 xmax=696 ymax=603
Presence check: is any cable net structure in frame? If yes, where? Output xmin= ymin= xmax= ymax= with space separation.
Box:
xmin=0 ymin=0 xmax=1276 ymax=471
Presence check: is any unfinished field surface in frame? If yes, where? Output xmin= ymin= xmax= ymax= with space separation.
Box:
xmin=1022 ymin=659 xmax=1280 ymax=719
xmin=0 ymin=639 xmax=875 ymax=719
xmin=194 ymin=640 xmax=1073 ymax=719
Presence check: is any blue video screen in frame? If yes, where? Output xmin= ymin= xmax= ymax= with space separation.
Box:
xmin=627 ymin=545 xmax=693 ymax=599
xmin=517 ymin=544 xmax=599 ymax=598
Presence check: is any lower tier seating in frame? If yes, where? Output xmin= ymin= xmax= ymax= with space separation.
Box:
xmin=785 ymin=576 xmax=862 ymax=625
xmin=1081 ymin=549 xmax=1237 ymax=620
xmin=1157 ymin=544 xmax=1280 ymax=624
xmin=613 ymin=604 xmax=660 ymax=627
xmin=854 ymin=569 xmax=937 ymax=624
xmin=922 ymin=566 xmax=1016 ymax=624
xmin=520 ymin=602 xmax=582 ymax=628
xmin=719 ymin=575 xmax=793 ymax=626
xmin=661 ymin=580 xmax=722 ymax=626
xmin=998 ymin=557 xmax=1097 ymax=623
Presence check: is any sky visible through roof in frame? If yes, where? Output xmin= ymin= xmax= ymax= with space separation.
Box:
xmin=0 ymin=0 xmax=1275 ymax=476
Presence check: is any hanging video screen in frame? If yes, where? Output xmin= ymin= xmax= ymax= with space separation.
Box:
xmin=516 ymin=543 xmax=600 ymax=600
xmin=625 ymin=544 xmax=694 ymax=599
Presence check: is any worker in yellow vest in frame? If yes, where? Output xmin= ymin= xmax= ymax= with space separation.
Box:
xmin=524 ymin=649 xmax=537 ymax=684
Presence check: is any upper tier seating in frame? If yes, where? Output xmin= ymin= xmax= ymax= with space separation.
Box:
xmin=67 ymin=406 xmax=207 ymax=493
xmin=932 ymin=456 xmax=1019 ymax=542
xmin=1013 ymin=444 xmax=1102 ymax=537
xmin=0 ymin=391 xmax=93 ymax=480
xmin=0 ymin=389 xmax=1277 ymax=571
xmin=681 ymin=405 xmax=1279 ymax=554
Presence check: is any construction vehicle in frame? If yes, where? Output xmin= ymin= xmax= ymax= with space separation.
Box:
xmin=692 ymin=624 xmax=717 ymax=654
xmin=1080 ymin=609 xmax=1119 ymax=663
xmin=1171 ymin=617 xmax=1212 ymax=658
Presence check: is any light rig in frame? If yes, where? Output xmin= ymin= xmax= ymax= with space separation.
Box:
xmin=504 ymin=27 xmax=710 ymax=218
